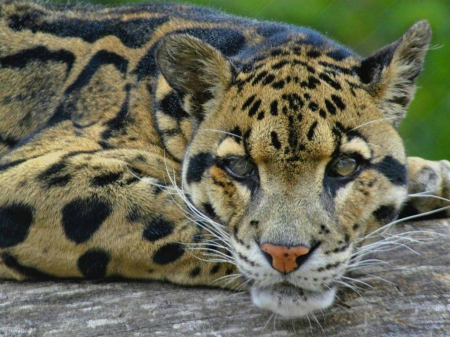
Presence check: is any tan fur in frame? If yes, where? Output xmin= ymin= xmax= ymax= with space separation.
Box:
xmin=0 ymin=0 xmax=448 ymax=318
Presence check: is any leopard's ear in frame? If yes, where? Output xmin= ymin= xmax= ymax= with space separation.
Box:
xmin=155 ymin=34 xmax=234 ymax=117
xmin=356 ymin=20 xmax=431 ymax=128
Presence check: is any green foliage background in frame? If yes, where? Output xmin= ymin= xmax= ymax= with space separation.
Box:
xmin=54 ymin=0 xmax=450 ymax=160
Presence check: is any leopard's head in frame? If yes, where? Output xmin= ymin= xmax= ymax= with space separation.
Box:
xmin=155 ymin=20 xmax=431 ymax=317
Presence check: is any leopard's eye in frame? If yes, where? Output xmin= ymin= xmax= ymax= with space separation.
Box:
xmin=329 ymin=157 xmax=359 ymax=177
xmin=221 ymin=156 xmax=257 ymax=179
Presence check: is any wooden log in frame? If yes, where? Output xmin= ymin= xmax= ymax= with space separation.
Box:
xmin=1 ymin=220 xmax=449 ymax=337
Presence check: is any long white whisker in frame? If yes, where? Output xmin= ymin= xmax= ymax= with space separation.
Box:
xmin=357 ymin=205 xmax=450 ymax=243
xmin=349 ymin=117 xmax=396 ymax=132
xmin=200 ymin=129 xmax=244 ymax=140
xmin=407 ymin=194 xmax=450 ymax=203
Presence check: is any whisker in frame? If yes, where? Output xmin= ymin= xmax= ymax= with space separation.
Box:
xmin=200 ymin=129 xmax=244 ymax=140
xmin=341 ymin=276 xmax=373 ymax=288
xmin=349 ymin=117 xmax=396 ymax=132
xmin=311 ymin=312 xmax=324 ymax=333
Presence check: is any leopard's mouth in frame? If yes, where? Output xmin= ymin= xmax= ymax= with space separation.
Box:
xmin=250 ymin=283 xmax=336 ymax=318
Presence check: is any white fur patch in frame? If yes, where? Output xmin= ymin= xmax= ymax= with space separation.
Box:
xmin=251 ymin=285 xmax=336 ymax=318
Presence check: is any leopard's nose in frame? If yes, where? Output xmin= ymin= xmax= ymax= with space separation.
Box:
xmin=261 ymin=243 xmax=311 ymax=274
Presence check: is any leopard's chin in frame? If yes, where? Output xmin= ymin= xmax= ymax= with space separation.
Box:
xmin=250 ymin=283 xmax=336 ymax=318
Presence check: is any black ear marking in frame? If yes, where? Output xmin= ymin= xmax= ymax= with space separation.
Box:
xmin=356 ymin=20 xmax=432 ymax=128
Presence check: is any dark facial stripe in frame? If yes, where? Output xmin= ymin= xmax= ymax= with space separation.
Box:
xmin=307 ymin=121 xmax=318 ymax=141
xmin=186 ymin=152 xmax=214 ymax=184
xmin=372 ymin=204 xmax=397 ymax=223
xmin=373 ymin=156 xmax=407 ymax=186
xmin=270 ymin=131 xmax=282 ymax=149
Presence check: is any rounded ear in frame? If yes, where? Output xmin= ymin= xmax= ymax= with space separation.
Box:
xmin=155 ymin=34 xmax=234 ymax=100
xmin=356 ymin=20 xmax=432 ymax=128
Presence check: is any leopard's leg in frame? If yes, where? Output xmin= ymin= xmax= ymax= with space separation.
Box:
xmin=0 ymin=138 xmax=238 ymax=287
xmin=402 ymin=157 xmax=450 ymax=218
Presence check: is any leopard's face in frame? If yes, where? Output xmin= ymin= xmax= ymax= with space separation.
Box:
xmin=180 ymin=54 xmax=408 ymax=317
xmin=155 ymin=20 xmax=430 ymax=317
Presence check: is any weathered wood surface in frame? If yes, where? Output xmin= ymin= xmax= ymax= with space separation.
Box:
xmin=1 ymin=220 xmax=449 ymax=337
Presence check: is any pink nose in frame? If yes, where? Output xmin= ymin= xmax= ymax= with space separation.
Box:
xmin=261 ymin=243 xmax=310 ymax=274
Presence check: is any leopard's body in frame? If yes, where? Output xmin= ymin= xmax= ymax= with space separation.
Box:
xmin=0 ymin=0 xmax=449 ymax=318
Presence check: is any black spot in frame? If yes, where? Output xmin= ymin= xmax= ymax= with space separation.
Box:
xmin=271 ymin=131 xmax=282 ymax=149
xmin=307 ymin=121 xmax=318 ymax=141
xmin=250 ymin=220 xmax=259 ymax=227
xmin=62 ymin=198 xmax=112 ymax=244
xmin=153 ymin=243 xmax=185 ymax=265
xmin=270 ymin=49 xmax=284 ymax=56
xmin=229 ymin=126 xmax=243 ymax=143
xmin=37 ymin=162 xmax=72 ymax=188
xmin=257 ymin=111 xmax=265 ymax=120
xmin=92 ymin=172 xmax=123 ymax=187
xmin=262 ymin=74 xmax=275 ymax=85
xmin=282 ymin=93 xmax=304 ymax=112
xmin=326 ymin=49 xmax=351 ymax=61
xmin=374 ymin=156 xmax=407 ymax=186
xmin=302 ymin=76 xmax=320 ymax=89
xmin=186 ymin=152 xmax=214 ymax=184
xmin=1 ymin=252 xmax=51 ymax=279
xmin=225 ymin=267 xmax=234 ymax=275
xmin=0 ymin=46 xmax=75 ymax=77
xmin=0 ymin=133 xmax=18 ymax=148
xmin=319 ymin=224 xmax=330 ymax=235
xmin=331 ymin=95 xmax=346 ymax=110
xmin=142 ymin=216 xmax=174 ymax=242
xmin=242 ymin=95 xmax=256 ymax=110
xmin=158 ymin=91 xmax=189 ymax=120
xmin=252 ymin=70 xmax=268 ymax=85
xmin=307 ymin=50 xmax=321 ymax=58
xmin=0 ymin=203 xmax=34 ymax=248
xmin=388 ymin=96 xmax=409 ymax=107
xmin=319 ymin=109 xmax=327 ymax=119
xmin=373 ymin=205 xmax=397 ymax=223
xmin=308 ymin=102 xmax=318 ymax=111
xmin=77 ymin=249 xmax=110 ymax=279
xmin=325 ymin=99 xmax=337 ymax=115
xmin=270 ymin=101 xmax=279 ymax=116
xmin=272 ymin=60 xmax=289 ymax=70
xmin=319 ymin=73 xmax=341 ymax=90
xmin=189 ymin=266 xmax=201 ymax=277
xmin=202 ymin=203 xmax=217 ymax=218
xmin=210 ymin=263 xmax=221 ymax=275
xmin=272 ymin=80 xmax=285 ymax=89
xmin=248 ymin=99 xmax=262 ymax=117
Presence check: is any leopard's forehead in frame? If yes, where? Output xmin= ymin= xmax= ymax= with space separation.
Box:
xmin=213 ymin=48 xmax=386 ymax=166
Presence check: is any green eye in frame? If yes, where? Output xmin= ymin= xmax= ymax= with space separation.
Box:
xmin=330 ymin=157 xmax=359 ymax=177
xmin=222 ymin=156 xmax=257 ymax=179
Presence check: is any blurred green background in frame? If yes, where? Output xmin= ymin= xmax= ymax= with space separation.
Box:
xmin=52 ymin=0 xmax=450 ymax=160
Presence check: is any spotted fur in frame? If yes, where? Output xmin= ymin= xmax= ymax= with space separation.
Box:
xmin=0 ymin=0 xmax=449 ymax=318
